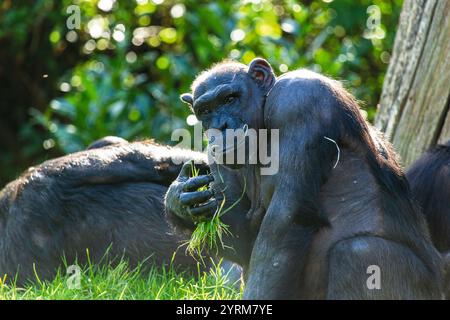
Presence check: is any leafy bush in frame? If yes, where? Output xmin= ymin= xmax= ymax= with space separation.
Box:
xmin=0 ymin=0 xmax=402 ymax=183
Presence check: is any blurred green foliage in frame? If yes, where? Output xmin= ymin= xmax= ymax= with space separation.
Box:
xmin=0 ymin=0 xmax=402 ymax=185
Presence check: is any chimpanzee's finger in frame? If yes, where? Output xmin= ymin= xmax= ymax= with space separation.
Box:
xmin=189 ymin=199 xmax=217 ymax=219
xmin=178 ymin=160 xmax=195 ymax=181
xmin=180 ymin=190 xmax=214 ymax=206
xmin=195 ymin=162 xmax=211 ymax=175
xmin=183 ymin=175 xmax=214 ymax=192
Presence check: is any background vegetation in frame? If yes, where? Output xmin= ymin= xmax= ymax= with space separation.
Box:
xmin=0 ymin=0 xmax=402 ymax=186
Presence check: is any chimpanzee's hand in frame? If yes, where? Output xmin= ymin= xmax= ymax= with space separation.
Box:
xmin=165 ymin=160 xmax=218 ymax=224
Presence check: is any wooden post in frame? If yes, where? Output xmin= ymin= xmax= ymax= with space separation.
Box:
xmin=375 ymin=0 xmax=450 ymax=166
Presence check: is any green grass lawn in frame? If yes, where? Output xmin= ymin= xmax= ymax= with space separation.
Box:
xmin=0 ymin=259 xmax=242 ymax=300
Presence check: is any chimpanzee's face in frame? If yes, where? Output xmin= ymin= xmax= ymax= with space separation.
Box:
xmin=180 ymin=59 xmax=275 ymax=168
xmin=192 ymin=71 xmax=256 ymax=131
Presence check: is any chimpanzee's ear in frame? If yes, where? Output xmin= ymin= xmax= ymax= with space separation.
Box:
xmin=248 ymin=58 xmax=276 ymax=94
xmin=180 ymin=93 xmax=194 ymax=106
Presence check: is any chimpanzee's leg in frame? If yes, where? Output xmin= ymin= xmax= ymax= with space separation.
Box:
xmin=326 ymin=236 xmax=443 ymax=299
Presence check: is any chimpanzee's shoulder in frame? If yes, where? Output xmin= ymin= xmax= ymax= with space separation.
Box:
xmin=276 ymin=69 xmax=331 ymax=84
xmin=271 ymin=69 xmax=342 ymax=98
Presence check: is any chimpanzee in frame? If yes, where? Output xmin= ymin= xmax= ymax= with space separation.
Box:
xmin=407 ymin=140 xmax=450 ymax=297
xmin=86 ymin=135 xmax=128 ymax=150
xmin=166 ymin=58 xmax=443 ymax=299
xmin=0 ymin=138 xmax=213 ymax=285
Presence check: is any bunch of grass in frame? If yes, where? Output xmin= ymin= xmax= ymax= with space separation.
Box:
xmin=186 ymin=163 xmax=246 ymax=258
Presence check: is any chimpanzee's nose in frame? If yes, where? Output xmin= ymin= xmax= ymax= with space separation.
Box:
xmin=211 ymin=116 xmax=229 ymax=131
xmin=218 ymin=121 xmax=228 ymax=130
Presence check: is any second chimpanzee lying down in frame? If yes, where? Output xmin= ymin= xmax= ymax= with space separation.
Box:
xmin=407 ymin=140 xmax=450 ymax=297
xmin=166 ymin=58 xmax=444 ymax=299
xmin=0 ymin=137 xmax=218 ymax=285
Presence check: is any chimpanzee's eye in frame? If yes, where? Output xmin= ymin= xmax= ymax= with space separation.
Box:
xmin=225 ymin=95 xmax=236 ymax=104
xmin=199 ymin=108 xmax=211 ymax=116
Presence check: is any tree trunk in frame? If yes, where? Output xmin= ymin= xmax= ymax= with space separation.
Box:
xmin=375 ymin=0 xmax=450 ymax=167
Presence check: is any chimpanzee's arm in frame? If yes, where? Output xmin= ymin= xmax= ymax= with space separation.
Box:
xmin=34 ymin=142 xmax=206 ymax=188
xmin=244 ymin=80 xmax=340 ymax=298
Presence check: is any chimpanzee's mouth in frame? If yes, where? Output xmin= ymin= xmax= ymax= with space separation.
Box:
xmin=209 ymin=124 xmax=249 ymax=156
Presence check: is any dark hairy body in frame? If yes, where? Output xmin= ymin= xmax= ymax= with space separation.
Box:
xmin=0 ymin=137 xmax=209 ymax=285
xmin=407 ymin=140 xmax=450 ymax=297
xmin=166 ymin=58 xmax=443 ymax=299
